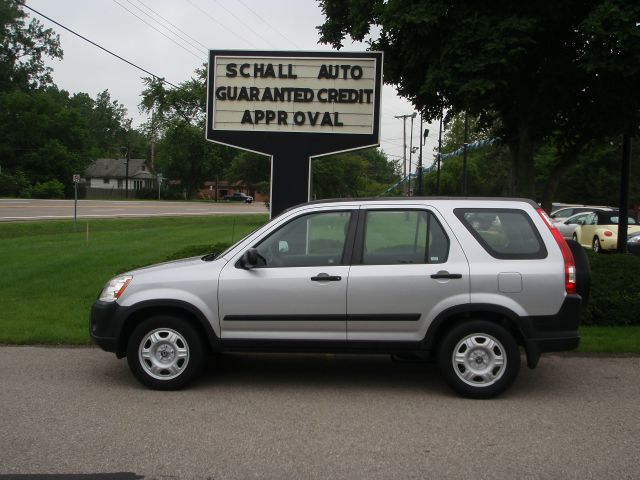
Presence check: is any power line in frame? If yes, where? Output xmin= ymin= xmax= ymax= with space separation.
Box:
xmin=122 ymin=0 xmax=207 ymax=55
xmin=133 ymin=0 xmax=209 ymax=51
xmin=16 ymin=1 xmax=177 ymax=88
xmin=184 ymin=0 xmax=259 ymax=49
xmin=112 ymin=0 xmax=203 ymax=60
xmin=236 ymin=0 xmax=300 ymax=49
xmin=210 ymin=0 xmax=278 ymax=49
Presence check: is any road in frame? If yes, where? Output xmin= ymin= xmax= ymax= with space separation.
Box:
xmin=0 ymin=348 xmax=638 ymax=479
xmin=0 ymin=199 xmax=266 ymax=221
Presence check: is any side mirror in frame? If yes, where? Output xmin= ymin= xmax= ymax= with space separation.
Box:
xmin=239 ymin=248 xmax=258 ymax=270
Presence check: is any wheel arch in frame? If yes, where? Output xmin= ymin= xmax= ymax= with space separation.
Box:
xmin=423 ymin=304 xmax=540 ymax=369
xmin=115 ymin=300 xmax=221 ymax=358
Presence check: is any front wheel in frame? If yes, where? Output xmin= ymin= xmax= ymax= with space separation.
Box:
xmin=592 ymin=237 xmax=601 ymax=253
xmin=127 ymin=315 xmax=204 ymax=390
xmin=438 ymin=321 xmax=520 ymax=398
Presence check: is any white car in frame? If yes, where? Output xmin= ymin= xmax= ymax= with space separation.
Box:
xmin=554 ymin=211 xmax=596 ymax=239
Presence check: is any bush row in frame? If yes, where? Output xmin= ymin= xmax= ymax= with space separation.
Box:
xmin=583 ymin=251 xmax=640 ymax=326
xmin=0 ymin=172 xmax=65 ymax=198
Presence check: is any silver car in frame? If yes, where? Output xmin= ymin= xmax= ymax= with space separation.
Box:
xmin=91 ymin=198 xmax=588 ymax=398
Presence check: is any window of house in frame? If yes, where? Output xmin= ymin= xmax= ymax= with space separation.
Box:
xmin=361 ymin=210 xmax=449 ymax=265
xmin=103 ymin=178 xmax=110 ymax=184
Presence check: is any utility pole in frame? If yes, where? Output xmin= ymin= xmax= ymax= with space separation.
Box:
xmin=408 ymin=112 xmax=417 ymax=195
xmin=394 ymin=113 xmax=416 ymax=195
xmin=436 ymin=115 xmax=443 ymax=195
xmin=462 ymin=111 xmax=469 ymax=195
xmin=417 ymin=113 xmax=424 ymax=196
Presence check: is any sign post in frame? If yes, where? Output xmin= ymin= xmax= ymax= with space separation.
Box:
xmin=206 ymin=50 xmax=383 ymax=217
xmin=157 ymin=173 xmax=163 ymax=201
xmin=72 ymin=174 xmax=80 ymax=232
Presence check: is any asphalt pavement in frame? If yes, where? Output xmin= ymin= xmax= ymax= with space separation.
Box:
xmin=0 ymin=347 xmax=639 ymax=479
xmin=0 ymin=199 xmax=266 ymax=221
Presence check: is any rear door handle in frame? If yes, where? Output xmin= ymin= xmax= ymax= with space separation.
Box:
xmin=431 ymin=271 xmax=462 ymax=280
xmin=311 ymin=273 xmax=342 ymax=282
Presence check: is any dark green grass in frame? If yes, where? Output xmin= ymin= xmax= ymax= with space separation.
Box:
xmin=0 ymin=215 xmax=267 ymax=344
xmin=577 ymin=326 xmax=640 ymax=353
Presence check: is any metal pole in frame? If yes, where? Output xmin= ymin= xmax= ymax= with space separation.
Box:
xmin=402 ymin=117 xmax=407 ymax=195
xmin=462 ymin=112 xmax=469 ymax=195
xmin=409 ymin=115 xmax=415 ymax=195
xmin=125 ymin=147 xmax=130 ymax=199
xmin=73 ymin=181 xmax=77 ymax=232
xmin=417 ymin=113 xmax=424 ymax=196
xmin=617 ymin=134 xmax=632 ymax=253
xmin=436 ymin=115 xmax=443 ymax=195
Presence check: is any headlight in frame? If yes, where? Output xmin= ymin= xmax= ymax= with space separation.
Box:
xmin=99 ymin=275 xmax=132 ymax=302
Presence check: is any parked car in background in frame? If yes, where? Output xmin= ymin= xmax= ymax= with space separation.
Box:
xmin=224 ymin=192 xmax=253 ymax=203
xmin=628 ymin=232 xmax=640 ymax=255
xmin=554 ymin=211 xmax=595 ymax=239
xmin=550 ymin=205 xmax=612 ymax=221
xmin=573 ymin=210 xmax=640 ymax=252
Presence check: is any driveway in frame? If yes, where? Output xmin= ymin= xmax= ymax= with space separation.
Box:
xmin=0 ymin=347 xmax=638 ymax=479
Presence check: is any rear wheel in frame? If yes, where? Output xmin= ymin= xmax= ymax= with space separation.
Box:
xmin=438 ymin=321 xmax=520 ymax=398
xmin=592 ymin=237 xmax=601 ymax=253
xmin=127 ymin=315 xmax=204 ymax=390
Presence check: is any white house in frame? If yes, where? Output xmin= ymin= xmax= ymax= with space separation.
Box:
xmin=84 ymin=158 xmax=155 ymax=198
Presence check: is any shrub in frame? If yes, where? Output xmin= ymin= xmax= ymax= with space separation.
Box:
xmin=31 ymin=179 xmax=65 ymax=199
xmin=583 ymin=251 xmax=640 ymax=326
xmin=0 ymin=171 xmax=31 ymax=197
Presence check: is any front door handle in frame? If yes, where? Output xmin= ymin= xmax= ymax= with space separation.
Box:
xmin=431 ymin=271 xmax=462 ymax=280
xmin=311 ymin=273 xmax=342 ymax=282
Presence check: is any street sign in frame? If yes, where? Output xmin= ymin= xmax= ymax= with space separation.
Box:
xmin=73 ymin=174 xmax=80 ymax=183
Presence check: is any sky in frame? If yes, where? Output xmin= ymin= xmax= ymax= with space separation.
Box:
xmin=26 ymin=0 xmax=443 ymax=173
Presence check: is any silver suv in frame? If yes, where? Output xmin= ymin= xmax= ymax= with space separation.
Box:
xmin=91 ymin=198 xmax=587 ymax=398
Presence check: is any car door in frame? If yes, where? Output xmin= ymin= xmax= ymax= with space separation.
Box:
xmin=346 ymin=205 xmax=470 ymax=342
xmin=218 ymin=208 xmax=356 ymax=341
xmin=579 ymin=212 xmax=598 ymax=247
xmin=557 ymin=212 xmax=590 ymax=239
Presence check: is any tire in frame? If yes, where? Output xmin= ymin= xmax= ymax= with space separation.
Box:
xmin=127 ymin=315 xmax=204 ymax=390
xmin=437 ymin=321 xmax=520 ymax=399
xmin=572 ymin=233 xmax=578 ymax=242
xmin=592 ymin=237 xmax=601 ymax=253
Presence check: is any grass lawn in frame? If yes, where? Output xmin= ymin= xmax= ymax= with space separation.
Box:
xmin=0 ymin=215 xmax=267 ymax=344
xmin=577 ymin=326 xmax=640 ymax=353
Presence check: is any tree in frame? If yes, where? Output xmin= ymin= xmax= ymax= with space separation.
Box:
xmin=141 ymin=67 xmax=238 ymax=198
xmin=318 ymin=0 xmax=640 ymax=202
xmin=0 ymin=0 xmax=62 ymax=91
xmin=313 ymin=148 xmax=398 ymax=198
xmin=226 ymin=152 xmax=270 ymax=198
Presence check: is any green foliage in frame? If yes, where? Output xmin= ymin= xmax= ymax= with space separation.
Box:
xmin=31 ymin=178 xmax=64 ymax=199
xmin=226 ymin=151 xmax=271 ymax=196
xmin=584 ymin=251 xmax=640 ymax=326
xmin=318 ymin=0 xmax=640 ymax=200
xmin=0 ymin=0 xmax=62 ymax=91
xmin=0 ymin=170 xmax=31 ymax=197
xmin=313 ymin=148 xmax=398 ymax=199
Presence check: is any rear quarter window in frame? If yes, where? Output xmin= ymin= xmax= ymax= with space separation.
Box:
xmin=454 ymin=208 xmax=547 ymax=259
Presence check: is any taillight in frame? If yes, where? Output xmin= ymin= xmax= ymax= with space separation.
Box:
xmin=604 ymin=230 xmax=613 ymax=237
xmin=536 ymin=209 xmax=577 ymax=294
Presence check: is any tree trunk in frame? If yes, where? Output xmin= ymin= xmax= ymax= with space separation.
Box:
xmin=508 ymin=118 xmax=536 ymax=199
xmin=540 ymin=150 xmax=581 ymax=213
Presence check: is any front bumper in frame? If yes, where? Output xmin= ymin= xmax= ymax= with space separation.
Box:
xmin=89 ymin=301 xmax=121 ymax=354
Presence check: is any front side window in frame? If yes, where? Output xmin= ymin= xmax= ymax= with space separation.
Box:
xmin=254 ymin=211 xmax=352 ymax=268
xmin=455 ymin=208 xmax=547 ymax=259
xmin=361 ymin=210 xmax=449 ymax=265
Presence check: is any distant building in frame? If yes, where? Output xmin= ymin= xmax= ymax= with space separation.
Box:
xmin=198 ymin=180 xmax=268 ymax=202
xmin=84 ymin=158 xmax=155 ymax=198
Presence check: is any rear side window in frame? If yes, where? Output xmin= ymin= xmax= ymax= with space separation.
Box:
xmin=455 ymin=208 xmax=547 ymax=259
xmin=362 ymin=210 xmax=449 ymax=265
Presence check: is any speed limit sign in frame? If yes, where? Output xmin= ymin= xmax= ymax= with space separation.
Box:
xmin=73 ymin=174 xmax=80 ymax=183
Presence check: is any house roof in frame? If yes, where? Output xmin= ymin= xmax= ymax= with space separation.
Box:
xmin=85 ymin=158 xmax=154 ymax=179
